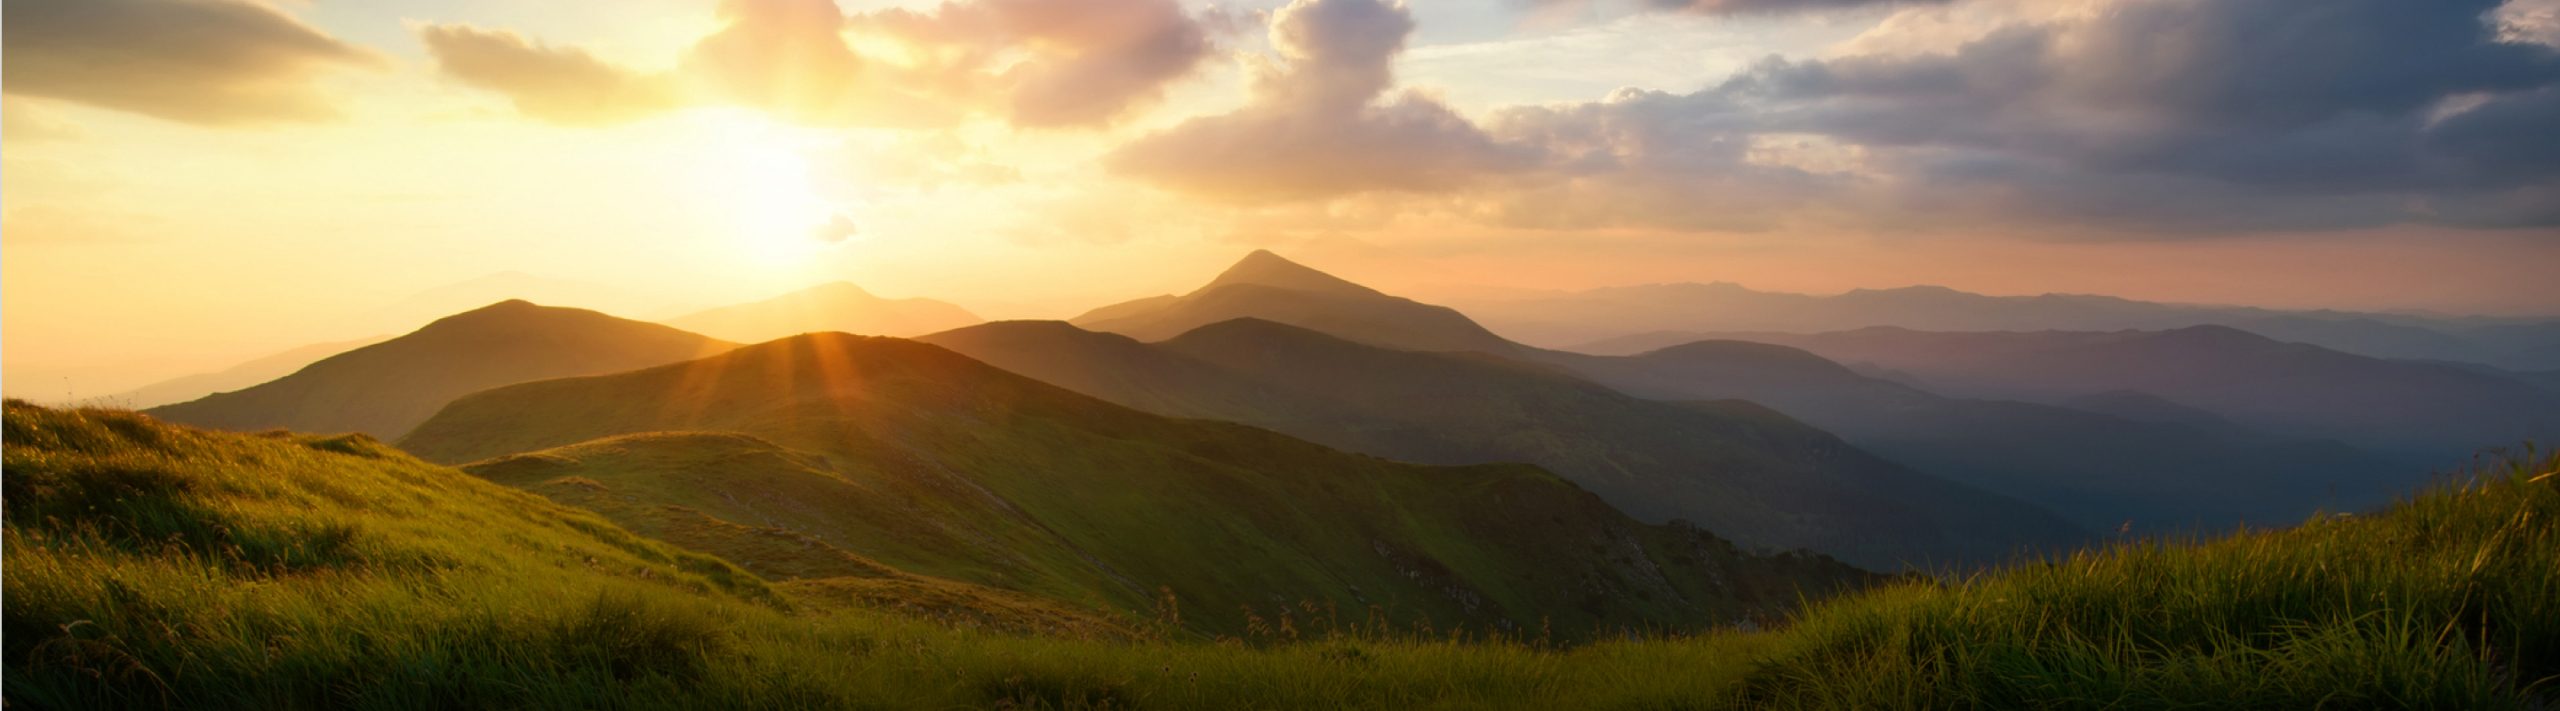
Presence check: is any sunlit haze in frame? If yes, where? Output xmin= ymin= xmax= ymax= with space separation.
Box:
xmin=5 ymin=0 xmax=2558 ymax=396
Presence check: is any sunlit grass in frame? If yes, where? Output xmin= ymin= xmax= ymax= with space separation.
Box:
xmin=6 ymin=401 xmax=2553 ymax=708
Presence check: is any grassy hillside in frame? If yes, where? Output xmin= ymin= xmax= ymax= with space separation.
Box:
xmin=400 ymin=334 xmax=1874 ymax=638
xmin=145 ymin=300 xmax=735 ymax=439
xmin=667 ymin=281 xmax=982 ymax=342
xmin=929 ymin=318 xmax=2089 ymax=569
xmin=10 ymin=402 xmax=2551 ymax=708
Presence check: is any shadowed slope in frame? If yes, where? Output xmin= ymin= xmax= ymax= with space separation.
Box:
xmin=1046 ymin=252 xmax=2422 ymax=540
xmin=668 ymin=282 xmax=981 ymax=342
xmin=1535 ymin=342 xmax=2419 ymax=534
xmin=146 ymin=301 xmax=735 ymax=439
xmin=925 ymin=319 xmax=2088 ymax=569
xmin=402 ymin=334 xmax=1876 ymax=637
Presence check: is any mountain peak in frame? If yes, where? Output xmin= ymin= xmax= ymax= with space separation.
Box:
xmin=1201 ymin=250 xmax=1379 ymax=297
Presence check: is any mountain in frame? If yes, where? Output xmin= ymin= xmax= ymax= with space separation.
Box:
xmin=1647 ymin=326 xmax=2560 ymax=460
xmin=1534 ymin=342 xmax=2420 ymax=534
xmin=924 ymin=319 xmax=2089 ymax=569
xmin=1040 ymin=251 xmax=2420 ymax=538
xmin=101 ymin=336 xmax=388 ymax=409
xmin=1073 ymin=250 xmax=1519 ymax=354
xmin=1476 ymin=282 xmax=2560 ymax=370
xmin=146 ymin=301 xmax=735 ymax=439
xmin=666 ymin=281 xmax=982 ymax=342
xmin=399 ymin=333 xmax=1876 ymax=637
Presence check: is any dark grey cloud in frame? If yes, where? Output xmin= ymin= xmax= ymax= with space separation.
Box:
xmin=1124 ymin=0 xmax=2560 ymax=232
xmin=0 ymin=0 xmax=383 ymax=125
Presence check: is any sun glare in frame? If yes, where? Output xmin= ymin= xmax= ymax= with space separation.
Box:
xmin=682 ymin=111 xmax=847 ymax=266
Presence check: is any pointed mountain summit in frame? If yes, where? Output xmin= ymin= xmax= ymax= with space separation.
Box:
xmin=1071 ymin=250 xmax=1517 ymax=354
xmin=1204 ymin=249 xmax=1383 ymax=297
xmin=147 ymin=300 xmax=735 ymax=439
xmin=668 ymin=281 xmax=981 ymax=343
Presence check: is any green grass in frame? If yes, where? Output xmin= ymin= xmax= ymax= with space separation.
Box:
xmin=397 ymin=334 xmax=1876 ymax=639
xmin=7 ymin=401 xmax=2555 ymax=709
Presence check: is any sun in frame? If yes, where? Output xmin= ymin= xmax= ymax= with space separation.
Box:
xmin=680 ymin=110 xmax=848 ymax=266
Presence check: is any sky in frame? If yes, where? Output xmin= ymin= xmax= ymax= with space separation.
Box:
xmin=5 ymin=0 xmax=2560 ymax=395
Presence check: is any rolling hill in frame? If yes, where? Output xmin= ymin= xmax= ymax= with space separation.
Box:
xmin=666 ymin=281 xmax=982 ymax=342
xmin=1073 ymin=250 xmax=1520 ymax=354
xmin=399 ymin=333 xmax=1875 ymax=637
xmin=923 ymin=319 xmax=2087 ymax=569
xmin=1039 ymin=251 xmax=2424 ymax=538
xmin=146 ymin=300 xmax=735 ymax=439
xmin=1629 ymin=326 xmax=2560 ymax=459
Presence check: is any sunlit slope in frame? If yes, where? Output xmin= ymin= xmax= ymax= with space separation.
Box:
xmin=146 ymin=300 xmax=735 ymax=439
xmin=402 ymin=334 xmax=1875 ymax=637
xmin=927 ymin=318 xmax=2090 ymax=569
xmin=11 ymin=401 xmax=2552 ymax=708
xmin=0 ymin=401 xmax=1111 ymax=707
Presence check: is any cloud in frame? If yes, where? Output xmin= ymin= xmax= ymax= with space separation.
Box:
xmin=418 ymin=0 xmax=1221 ymax=129
xmin=812 ymin=213 xmax=859 ymax=243
xmin=854 ymin=0 xmax=1221 ymax=127
xmin=1532 ymin=0 xmax=1952 ymax=17
xmin=1106 ymin=0 xmax=1533 ymax=201
xmin=1113 ymin=0 xmax=2560 ymax=233
xmin=0 ymin=0 xmax=383 ymax=125
xmin=418 ymin=25 xmax=680 ymax=125
xmin=2 ymin=100 xmax=85 ymax=143
xmin=1639 ymin=0 xmax=1954 ymax=15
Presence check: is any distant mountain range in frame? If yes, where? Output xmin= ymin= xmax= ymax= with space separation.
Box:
xmin=397 ymin=333 xmax=1873 ymax=637
xmin=1587 ymin=327 xmax=2560 ymax=461
xmin=1457 ymin=282 xmax=2560 ymax=371
xmin=667 ymin=281 xmax=981 ymax=343
xmin=924 ymin=318 xmax=2088 ymax=569
xmin=147 ymin=300 xmax=735 ymax=439
xmin=1028 ymin=251 xmax=2427 ymax=538
xmin=103 ymin=336 xmax=388 ymax=409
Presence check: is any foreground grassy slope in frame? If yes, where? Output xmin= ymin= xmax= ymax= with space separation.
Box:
xmin=6 ymin=403 xmax=2555 ymax=708
xmin=400 ymin=335 xmax=1873 ymax=638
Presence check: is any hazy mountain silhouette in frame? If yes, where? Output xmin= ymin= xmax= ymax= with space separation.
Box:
xmin=1073 ymin=250 xmax=1519 ymax=354
xmin=1048 ymin=251 xmax=2423 ymax=538
xmin=147 ymin=300 xmax=735 ymax=439
xmin=104 ymin=336 xmax=388 ymax=409
xmin=1636 ymin=327 xmax=2560 ymax=460
xmin=668 ymin=281 xmax=982 ymax=342
xmin=925 ymin=318 xmax=2088 ymax=569
xmin=398 ymin=333 xmax=1874 ymax=637
xmin=1479 ymin=283 xmax=2560 ymax=370
xmin=1539 ymin=342 xmax=2420 ymax=534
